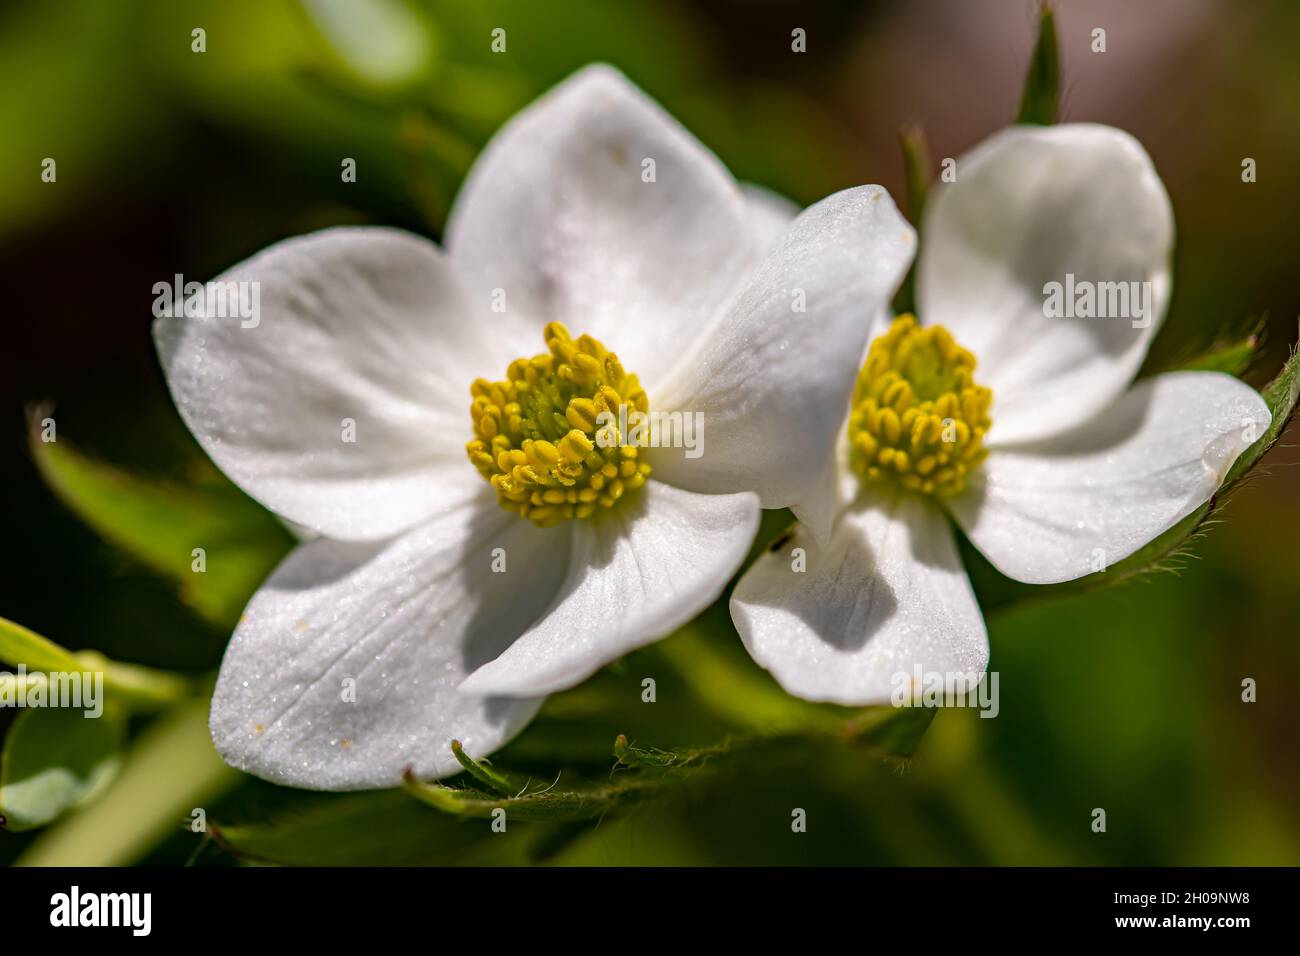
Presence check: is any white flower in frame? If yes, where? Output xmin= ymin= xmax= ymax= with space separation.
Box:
xmin=153 ymin=65 xmax=916 ymax=789
xmin=730 ymin=123 xmax=1271 ymax=706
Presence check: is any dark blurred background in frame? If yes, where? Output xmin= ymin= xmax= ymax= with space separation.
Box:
xmin=2 ymin=0 xmax=1298 ymax=865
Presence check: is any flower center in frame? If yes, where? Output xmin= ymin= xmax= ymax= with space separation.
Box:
xmin=847 ymin=314 xmax=992 ymax=498
xmin=466 ymin=322 xmax=652 ymax=527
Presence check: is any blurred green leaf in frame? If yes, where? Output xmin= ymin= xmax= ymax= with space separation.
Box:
xmin=0 ymin=616 xmax=191 ymax=711
xmin=209 ymin=701 xmax=932 ymax=863
xmin=407 ymin=702 xmax=929 ymax=825
xmin=16 ymin=699 xmax=239 ymax=866
xmin=71 ymin=651 xmax=194 ymax=712
xmin=844 ymin=703 xmax=936 ymax=756
xmin=30 ymin=424 xmax=292 ymax=629
xmin=299 ymin=0 xmax=438 ymax=91
xmin=1143 ymin=316 xmax=1265 ymax=377
xmin=211 ymin=789 xmax=544 ymax=865
xmin=0 ymin=706 xmax=126 ymax=832
xmin=1016 ymin=5 xmax=1059 ymax=125
xmin=1178 ymin=333 xmax=1261 ymax=376
xmin=0 ymin=616 xmax=83 ymax=673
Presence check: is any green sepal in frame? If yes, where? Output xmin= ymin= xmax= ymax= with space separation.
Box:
xmin=1016 ymin=5 xmax=1059 ymax=125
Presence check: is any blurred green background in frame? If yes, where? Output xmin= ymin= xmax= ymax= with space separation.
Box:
xmin=1 ymin=0 xmax=1298 ymax=865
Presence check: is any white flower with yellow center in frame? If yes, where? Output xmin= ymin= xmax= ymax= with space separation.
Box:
xmin=728 ymin=124 xmax=1271 ymax=705
xmin=153 ymin=65 xmax=916 ymax=789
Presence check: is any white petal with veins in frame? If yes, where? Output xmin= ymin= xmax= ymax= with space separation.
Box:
xmin=948 ymin=371 xmax=1270 ymax=584
xmin=732 ymin=492 xmax=987 ymax=706
xmin=460 ymin=480 xmax=759 ymax=697
xmin=918 ymin=124 xmax=1174 ymax=444
xmin=209 ymin=496 xmax=569 ymax=790
xmin=154 ymin=227 xmax=490 ymax=542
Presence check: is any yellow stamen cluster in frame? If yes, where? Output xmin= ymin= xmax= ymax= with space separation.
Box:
xmin=848 ymin=314 xmax=992 ymax=498
xmin=467 ymin=322 xmax=652 ymax=527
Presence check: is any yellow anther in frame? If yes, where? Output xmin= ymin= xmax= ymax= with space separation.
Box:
xmin=466 ymin=323 xmax=653 ymax=526
xmin=566 ymin=398 xmax=599 ymax=432
xmin=559 ymin=429 xmax=594 ymax=461
xmin=848 ymin=315 xmax=991 ymax=499
xmin=530 ymin=440 xmax=560 ymax=467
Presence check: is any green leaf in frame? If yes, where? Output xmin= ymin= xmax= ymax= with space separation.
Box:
xmin=1016 ymin=5 xmax=1059 ymax=125
xmin=211 ymin=789 xmax=547 ymax=865
xmin=209 ymin=699 xmax=933 ymax=864
xmin=402 ymin=736 xmax=728 ymax=823
xmin=614 ymin=733 xmax=716 ymax=769
xmin=30 ymin=424 xmax=293 ymax=629
xmin=843 ymin=703 xmax=936 ymax=757
xmin=0 ymin=616 xmax=191 ymax=712
xmin=71 ymin=651 xmax=194 ymax=712
xmin=0 ymin=705 xmax=126 ymax=832
xmin=1143 ymin=316 xmax=1264 ymax=377
xmin=403 ymin=767 xmax=638 ymax=822
xmin=1179 ymin=336 xmax=1260 ymax=376
xmin=0 ymin=615 xmax=83 ymax=673
xmin=406 ymin=705 xmax=928 ymax=825
xmin=15 ymin=699 xmax=240 ymax=865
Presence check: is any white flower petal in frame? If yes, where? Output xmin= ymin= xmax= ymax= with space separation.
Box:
xmin=742 ymin=182 xmax=800 ymax=251
xmin=445 ymin=64 xmax=757 ymax=387
xmin=459 ymin=480 xmax=760 ymax=697
xmin=789 ymin=423 xmax=861 ymax=547
xmin=154 ymin=227 xmax=492 ymax=541
xmin=789 ymin=313 xmax=889 ymax=545
xmin=918 ymin=124 xmax=1174 ymax=443
xmin=650 ymin=186 xmax=916 ymax=508
xmin=948 ymin=371 xmax=1270 ymax=585
xmin=788 ymin=453 xmax=840 ymax=547
xmin=731 ymin=492 xmax=987 ymax=706
xmin=208 ymin=499 xmax=571 ymax=790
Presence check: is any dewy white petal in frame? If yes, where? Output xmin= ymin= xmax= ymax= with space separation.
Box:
xmin=917 ymin=124 xmax=1174 ymax=444
xmin=459 ymin=480 xmax=760 ymax=697
xmin=948 ymin=371 xmax=1270 ymax=585
xmin=651 ymin=186 xmax=916 ymax=509
xmin=209 ymin=496 xmax=571 ymax=791
xmin=789 ymin=422 xmax=861 ymax=547
xmin=789 ymin=311 xmax=888 ymax=545
xmin=788 ymin=453 xmax=840 ymax=547
xmin=445 ymin=63 xmax=758 ymax=388
xmin=153 ymin=227 xmax=493 ymax=542
xmin=731 ymin=491 xmax=987 ymax=706
xmin=742 ymin=182 xmax=800 ymax=252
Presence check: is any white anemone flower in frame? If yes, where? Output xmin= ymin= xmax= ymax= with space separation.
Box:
xmin=153 ymin=65 xmax=916 ymax=789
xmin=729 ymin=124 xmax=1271 ymax=706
